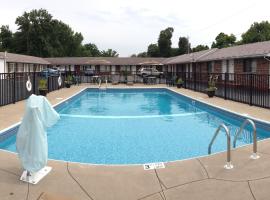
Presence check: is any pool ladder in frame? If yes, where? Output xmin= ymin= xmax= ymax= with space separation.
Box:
xmin=98 ymin=79 xmax=108 ymax=90
xmin=208 ymin=119 xmax=258 ymax=170
xmin=208 ymin=124 xmax=233 ymax=169
xmin=233 ymin=119 xmax=259 ymax=159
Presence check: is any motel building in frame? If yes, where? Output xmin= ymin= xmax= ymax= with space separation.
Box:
xmin=0 ymin=41 xmax=269 ymax=78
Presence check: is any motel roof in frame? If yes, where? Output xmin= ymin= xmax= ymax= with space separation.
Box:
xmin=1 ymin=41 xmax=270 ymax=66
xmin=0 ymin=52 xmax=50 ymax=65
xmin=198 ymin=41 xmax=270 ymax=62
xmin=164 ymin=49 xmax=217 ymax=65
xmin=45 ymin=57 xmax=166 ymax=66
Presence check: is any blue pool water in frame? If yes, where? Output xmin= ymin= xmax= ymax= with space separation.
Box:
xmin=0 ymin=88 xmax=269 ymax=164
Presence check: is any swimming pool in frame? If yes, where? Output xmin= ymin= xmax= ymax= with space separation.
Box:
xmin=0 ymin=88 xmax=270 ymax=165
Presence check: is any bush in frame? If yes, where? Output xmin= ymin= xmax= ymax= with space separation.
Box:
xmin=38 ymin=78 xmax=47 ymax=90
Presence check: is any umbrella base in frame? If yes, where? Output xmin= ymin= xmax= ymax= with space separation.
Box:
xmin=20 ymin=166 xmax=52 ymax=184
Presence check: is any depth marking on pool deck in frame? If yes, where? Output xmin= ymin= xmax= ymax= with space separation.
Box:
xmin=143 ymin=162 xmax=165 ymax=170
xmin=59 ymin=112 xmax=206 ymax=119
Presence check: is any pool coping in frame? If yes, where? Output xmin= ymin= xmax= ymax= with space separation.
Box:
xmin=0 ymin=85 xmax=270 ymax=167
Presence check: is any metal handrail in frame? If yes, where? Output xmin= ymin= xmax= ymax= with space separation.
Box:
xmin=233 ymin=119 xmax=259 ymax=159
xmin=208 ymin=124 xmax=233 ymax=169
xmin=98 ymin=78 xmax=102 ymax=88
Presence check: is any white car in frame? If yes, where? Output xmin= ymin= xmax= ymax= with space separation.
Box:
xmin=138 ymin=67 xmax=163 ymax=77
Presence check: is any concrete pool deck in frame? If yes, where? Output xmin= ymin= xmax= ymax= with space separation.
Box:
xmin=0 ymin=84 xmax=270 ymax=200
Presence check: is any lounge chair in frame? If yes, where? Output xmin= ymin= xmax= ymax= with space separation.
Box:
xmin=111 ymin=75 xmax=120 ymax=85
xmin=127 ymin=75 xmax=134 ymax=85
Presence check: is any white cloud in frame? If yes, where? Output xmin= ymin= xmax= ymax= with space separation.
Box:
xmin=0 ymin=0 xmax=270 ymax=56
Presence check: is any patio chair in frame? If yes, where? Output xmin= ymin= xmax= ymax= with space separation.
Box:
xmin=111 ymin=75 xmax=120 ymax=85
xmin=127 ymin=75 xmax=134 ymax=85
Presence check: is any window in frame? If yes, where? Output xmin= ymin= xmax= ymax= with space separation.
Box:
xmin=8 ymin=63 xmax=15 ymax=73
xmin=207 ymin=62 xmax=213 ymax=73
xmin=243 ymin=59 xmax=256 ymax=73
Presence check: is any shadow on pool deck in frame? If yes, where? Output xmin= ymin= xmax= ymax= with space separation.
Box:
xmin=0 ymin=84 xmax=270 ymax=200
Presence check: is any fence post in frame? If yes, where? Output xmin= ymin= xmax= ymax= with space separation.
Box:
xmin=224 ymin=72 xmax=228 ymax=100
xmin=47 ymin=75 xmax=50 ymax=93
xmin=33 ymin=70 xmax=36 ymax=94
xmin=249 ymin=73 xmax=253 ymax=106
xmin=13 ymin=72 xmax=16 ymax=104
xmin=184 ymin=72 xmax=187 ymax=88
xmin=194 ymin=72 xmax=197 ymax=91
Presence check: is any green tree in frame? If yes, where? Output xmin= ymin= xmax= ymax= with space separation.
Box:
xmin=241 ymin=21 xmax=270 ymax=44
xmin=100 ymin=49 xmax=119 ymax=57
xmin=13 ymin=9 xmax=84 ymax=57
xmin=137 ymin=52 xmax=147 ymax=57
xmin=178 ymin=37 xmax=190 ymax=55
xmin=147 ymin=43 xmax=160 ymax=57
xmin=0 ymin=25 xmax=13 ymax=51
xmin=171 ymin=48 xmax=180 ymax=56
xmin=82 ymin=43 xmax=100 ymax=56
xmin=158 ymin=27 xmax=174 ymax=57
xmin=211 ymin=32 xmax=236 ymax=48
xmin=192 ymin=44 xmax=209 ymax=52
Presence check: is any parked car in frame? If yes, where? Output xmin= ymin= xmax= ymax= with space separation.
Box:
xmin=138 ymin=67 xmax=163 ymax=77
xmin=84 ymin=69 xmax=95 ymax=76
xmin=40 ymin=68 xmax=59 ymax=77
xmin=52 ymin=67 xmax=66 ymax=74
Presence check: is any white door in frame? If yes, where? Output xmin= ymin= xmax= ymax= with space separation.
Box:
xmin=228 ymin=59 xmax=234 ymax=81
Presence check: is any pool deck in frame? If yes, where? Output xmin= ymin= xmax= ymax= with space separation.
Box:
xmin=0 ymin=84 xmax=270 ymax=200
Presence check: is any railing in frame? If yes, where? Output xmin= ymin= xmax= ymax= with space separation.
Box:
xmin=208 ymin=124 xmax=233 ymax=169
xmin=0 ymin=72 xmax=65 ymax=106
xmin=0 ymin=71 xmax=269 ymax=108
xmin=168 ymin=72 xmax=270 ymax=108
xmin=233 ymin=119 xmax=259 ymax=159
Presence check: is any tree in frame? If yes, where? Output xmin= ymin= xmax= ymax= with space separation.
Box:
xmin=130 ymin=54 xmax=137 ymax=57
xmin=158 ymin=27 xmax=174 ymax=57
xmin=137 ymin=52 xmax=148 ymax=57
xmin=211 ymin=32 xmax=236 ymax=48
xmin=241 ymin=21 xmax=270 ymax=44
xmin=147 ymin=43 xmax=160 ymax=57
xmin=0 ymin=25 xmax=13 ymax=51
xmin=178 ymin=37 xmax=190 ymax=55
xmin=83 ymin=43 xmax=100 ymax=56
xmin=100 ymin=49 xmax=119 ymax=57
xmin=192 ymin=45 xmax=209 ymax=52
xmin=12 ymin=9 xmax=84 ymax=57
xmin=171 ymin=48 xmax=180 ymax=56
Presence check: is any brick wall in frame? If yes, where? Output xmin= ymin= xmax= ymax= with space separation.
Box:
xmin=213 ymin=61 xmax=222 ymax=73
xmin=234 ymin=59 xmax=243 ymax=73
xmin=256 ymin=58 xmax=269 ymax=74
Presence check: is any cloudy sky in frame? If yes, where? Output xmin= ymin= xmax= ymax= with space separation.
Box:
xmin=0 ymin=0 xmax=270 ymax=56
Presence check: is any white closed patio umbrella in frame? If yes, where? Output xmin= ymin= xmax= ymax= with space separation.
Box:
xmin=16 ymin=94 xmax=60 ymax=184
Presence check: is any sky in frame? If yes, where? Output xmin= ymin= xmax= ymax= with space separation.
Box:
xmin=0 ymin=0 xmax=270 ymax=56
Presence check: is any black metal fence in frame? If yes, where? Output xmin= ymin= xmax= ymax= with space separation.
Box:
xmin=0 ymin=72 xmax=66 ymax=106
xmin=171 ymin=72 xmax=270 ymax=108
xmin=0 ymin=71 xmax=269 ymax=108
